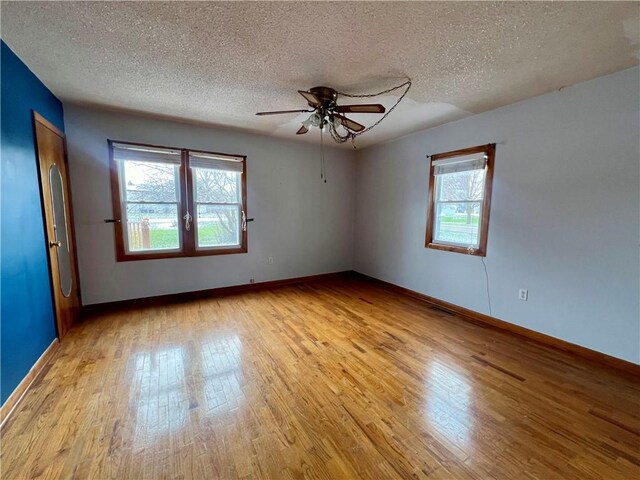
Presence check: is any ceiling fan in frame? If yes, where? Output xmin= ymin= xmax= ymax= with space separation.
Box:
xmin=256 ymin=86 xmax=385 ymax=136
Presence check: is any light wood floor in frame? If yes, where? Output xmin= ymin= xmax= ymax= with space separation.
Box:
xmin=2 ymin=277 xmax=639 ymax=479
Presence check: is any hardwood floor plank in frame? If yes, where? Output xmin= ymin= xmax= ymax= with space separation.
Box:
xmin=2 ymin=277 xmax=639 ymax=479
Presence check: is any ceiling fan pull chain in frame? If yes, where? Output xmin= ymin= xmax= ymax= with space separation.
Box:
xmin=320 ymin=126 xmax=323 ymax=180
xmin=320 ymin=125 xmax=327 ymax=183
xmin=323 ymin=140 xmax=327 ymax=183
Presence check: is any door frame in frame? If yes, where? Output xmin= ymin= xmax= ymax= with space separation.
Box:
xmin=33 ymin=111 xmax=82 ymax=338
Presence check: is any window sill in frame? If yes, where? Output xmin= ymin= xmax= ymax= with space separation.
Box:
xmin=191 ymin=246 xmax=247 ymax=257
xmin=426 ymin=242 xmax=486 ymax=257
xmin=116 ymin=246 xmax=247 ymax=262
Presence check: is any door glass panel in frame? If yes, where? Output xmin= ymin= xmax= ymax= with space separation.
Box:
xmin=49 ymin=164 xmax=72 ymax=297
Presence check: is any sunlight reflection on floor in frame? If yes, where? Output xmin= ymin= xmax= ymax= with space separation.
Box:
xmin=130 ymin=334 xmax=244 ymax=449
xmin=425 ymin=362 xmax=473 ymax=449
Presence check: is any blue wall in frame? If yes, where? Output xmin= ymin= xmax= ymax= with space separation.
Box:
xmin=1 ymin=41 xmax=63 ymax=404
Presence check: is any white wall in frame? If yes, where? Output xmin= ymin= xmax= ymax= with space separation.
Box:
xmin=354 ymin=67 xmax=640 ymax=364
xmin=64 ymin=105 xmax=355 ymax=305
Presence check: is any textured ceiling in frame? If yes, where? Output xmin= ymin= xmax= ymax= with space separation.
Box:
xmin=2 ymin=1 xmax=638 ymax=148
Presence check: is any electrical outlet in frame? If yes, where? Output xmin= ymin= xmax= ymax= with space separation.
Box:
xmin=249 ymin=278 xmax=255 ymax=284
xmin=518 ymin=289 xmax=528 ymax=301
xmin=268 ymin=257 xmax=274 ymax=265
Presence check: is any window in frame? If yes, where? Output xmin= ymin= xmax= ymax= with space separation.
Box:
xmin=425 ymin=144 xmax=495 ymax=256
xmin=189 ymin=151 xmax=244 ymax=250
xmin=109 ymin=141 xmax=247 ymax=261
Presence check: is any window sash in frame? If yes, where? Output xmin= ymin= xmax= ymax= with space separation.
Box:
xmin=434 ymin=166 xmax=487 ymax=203
xmin=117 ymin=156 xmax=183 ymax=254
xmin=190 ymin=165 xmax=244 ymax=250
xmin=194 ymin=202 xmax=242 ymax=250
xmin=432 ymin=172 xmax=485 ymax=248
xmin=191 ymin=166 xmax=242 ymax=204
xmin=433 ymin=198 xmax=483 ymax=249
xmin=118 ymin=160 xmax=181 ymax=204
xmin=123 ymin=203 xmax=183 ymax=254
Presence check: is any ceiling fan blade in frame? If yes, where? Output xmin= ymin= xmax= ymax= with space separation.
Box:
xmin=333 ymin=114 xmax=365 ymax=132
xmin=298 ymin=90 xmax=322 ymax=107
xmin=256 ymin=109 xmax=312 ymax=116
xmin=296 ymin=125 xmax=309 ymax=135
xmin=334 ymin=104 xmax=386 ymax=114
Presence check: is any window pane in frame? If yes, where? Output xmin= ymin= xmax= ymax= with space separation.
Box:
xmin=434 ymin=202 xmax=481 ymax=247
xmin=123 ymin=161 xmax=179 ymax=202
xmin=437 ymin=169 xmax=485 ymax=202
xmin=126 ymin=203 xmax=180 ymax=251
xmin=193 ymin=168 xmax=239 ymax=203
xmin=196 ymin=204 xmax=240 ymax=248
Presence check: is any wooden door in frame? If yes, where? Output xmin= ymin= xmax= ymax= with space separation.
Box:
xmin=34 ymin=112 xmax=80 ymax=338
